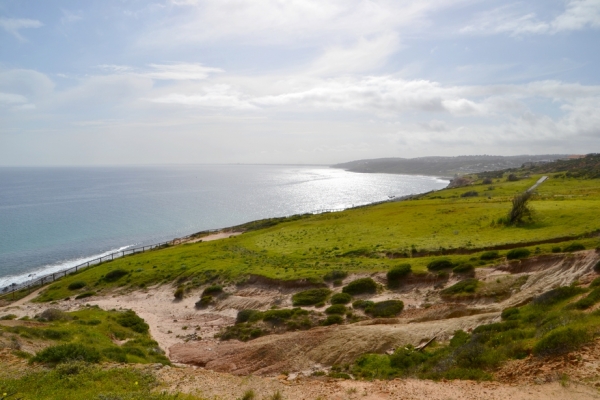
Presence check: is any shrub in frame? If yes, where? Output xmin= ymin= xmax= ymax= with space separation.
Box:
xmin=564 ymin=242 xmax=585 ymax=252
xmin=506 ymin=192 xmax=533 ymax=225
xmin=116 ymin=310 xmax=149 ymax=333
xmin=482 ymin=178 xmax=493 ymax=185
xmin=452 ymin=264 xmax=474 ymax=274
xmin=461 ymin=191 xmax=478 ymax=198
xmin=480 ymin=251 xmax=500 ymax=261
xmin=506 ymin=248 xmax=531 ymax=260
xmin=387 ymin=264 xmax=412 ymax=287
xmin=342 ymin=278 xmax=377 ymax=295
xmin=195 ymin=295 xmax=213 ymax=308
xmin=325 ymin=304 xmax=347 ymax=315
xmin=573 ymin=288 xmax=600 ymax=310
xmin=74 ymin=292 xmax=95 ymax=300
xmin=67 ymin=281 xmax=86 ymax=291
xmin=330 ymin=292 xmax=352 ymax=305
xmin=364 ymin=300 xmax=404 ymax=318
xmin=0 ymin=314 xmax=17 ymax=320
xmin=40 ymin=308 xmax=69 ymax=321
xmin=324 ymin=270 xmax=348 ymax=281
xmin=352 ymin=299 xmax=375 ymax=309
xmin=551 ymin=246 xmax=562 ymax=253
xmin=533 ymin=327 xmax=590 ymax=357
xmin=240 ymin=389 xmax=256 ymax=400
xmin=236 ymin=309 xmax=262 ymax=324
xmin=292 ymin=288 xmax=331 ymax=306
xmin=32 ymin=343 xmax=101 ymax=364
xmin=595 ymin=260 xmax=600 ymax=274
xmin=202 ymin=285 xmax=223 ymax=297
xmin=390 ymin=346 xmax=429 ymax=372
xmin=102 ymin=347 xmax=127 ymax=363
xmin=441 ymin=279 xmax=479 ymax=296
xmin=173 ymin=287 xmax=185 ymax=300
xmin=322 ymin=315 xmax=344 ymax=325
xmin=532 ymin=286 xmax=584 ymax=306
xmin=590 ymin=277 xmax=600 ymax=288
xmin=507 ymin=173 xmax=519 ymax=181
xmin=104 ymin=269 xmax=128 ymax=282
xmin=427 ymin=259 xmax=454 ymax=271
xmin=501 ymin=307 xmax=520 ymax=320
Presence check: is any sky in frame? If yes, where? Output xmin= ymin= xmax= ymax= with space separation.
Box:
xmin=0 ymin=0 xmax=599 ymax=166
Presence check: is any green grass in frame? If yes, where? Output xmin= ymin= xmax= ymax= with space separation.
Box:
xmin=0 ymin=362 xmax=201 ymax=400
xmin=19 ymin=173 xmax=600 ymax=303
xmin=0 ymin=306 xmax=169 ymax=366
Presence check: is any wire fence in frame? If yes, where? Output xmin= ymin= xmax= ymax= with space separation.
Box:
xmin=1 ymin=193 xmax=427 ymax=299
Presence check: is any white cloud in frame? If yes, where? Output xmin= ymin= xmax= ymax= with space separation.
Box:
xmin=98 ymin=63 xmax=222 ymax=80
xmin=461 ymin=0 xmax=600 ymax=36
xmin=60 ymin=9 xmax=83 ymax=25
xmin=150 ymin=84 xmax=257 ymax=110
xmin=0 ymin=92 xmax=27 ymax=104
xmin=0 ymin=17 xmax=43 ymax=41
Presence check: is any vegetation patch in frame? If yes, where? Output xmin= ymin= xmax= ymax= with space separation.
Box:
xmin=330 ymin=292 xmax=352 ymax=305
xmin=325 ymin=304 xmax=347 ymax=315
xmin=452 ymin=264 xmax=474 ymax=274
xmin=67 ymin=281 xmax=86 ymax=290
xmin=103 ymin=269 xmax=129 ymax=282
xmin=342 ymin=278 xmax=377 ymax=295
xmin=533 ymin=327 xmax=591 ymax=357
xmin=324 ymin=270 xmax=348 ymax=282
xmin=364 ymin=300 xmax=404 ymax=318
xmin=74 ymin=291 xmax=95 ymax=300
xmin=116 ymin=310 xmax=150 ymax=334
xmin=387 ymin=264 xmax=412 ymax=287
xmin=32 ymin=343 xmax=101 ymax=365
xmin=292 ymin=288 xmax=331 ymax=306
xmin=564 ymin=242 xmax=585 ymax=252
xmin=441 ymin=279 xmax=479 ymax=297
xmin=506 ymin=248 xmax=531 ymax=260
xmin=427 ymin=259 xmax=454 ymax=271
xmin=532 ymin=286 xmax=584 ymax=306
xmin=480 ymin=251 xmax=500 ymax=261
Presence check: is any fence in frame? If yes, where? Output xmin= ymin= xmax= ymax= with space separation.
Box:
xmin=1 ymin=192 xmax=428 ymax=299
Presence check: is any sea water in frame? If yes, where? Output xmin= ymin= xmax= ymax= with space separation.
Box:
xmin=0 ymin=165 xmax=448 ymax=287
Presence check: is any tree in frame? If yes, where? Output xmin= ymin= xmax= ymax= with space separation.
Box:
xmin=507 ymin=191 xmax=533 ymax=224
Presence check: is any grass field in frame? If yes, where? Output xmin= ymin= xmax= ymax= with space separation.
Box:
xmin=26 ymin=171 xmax=600 ymax=303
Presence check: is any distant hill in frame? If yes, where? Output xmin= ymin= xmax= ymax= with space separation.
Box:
xmin=518 ymin=153 xmax=600 ymax=178
xmin=331 ymin=155 xmax=571 ymax=177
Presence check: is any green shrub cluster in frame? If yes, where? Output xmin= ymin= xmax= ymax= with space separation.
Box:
xmin=480 ymin=251 xmax=500 ymax=261
xmin=573 ymin=288 xmax=600 ymax=309
xmin=452 ymin=264 xmax=474 ymax=274
xmin=67 ymin=281 xmax=86 ymax=290
xmin=202 ymin=285 xmax=223 ymax=297
xmin=322 ymin=315 xmax=344 ymax=325
xmin=323 ymin=270 xmax=348 ymax=281
xmin=117 ymin=310 xmax=149 ymax=333
xmin=532 ymin=286 xmax=584 ymax=306
xmin=325 ymin=304 xmax=347 ymax=315
xmin=533 ymin=327 xmax=590 ymax=357
xmin=427 ymin=259 xmax=454 ymax=271
xmin=330 ymin=292 xmax=352 ymax=304
xmin=364 ymin=300 xmax=404 ymax=318
xmin=352 ymin=299 xmax=375 ymax=309
xmin=75 ymin=291 xmax=95 ymax=300
xmin=441 ymin=279 xmax=479 ymax=297
xmin=461 ymin=191 xmax=478 ymax=198
xmin=506 ymin=248 xmax=531 ymax=260
xmin=564 ymin=242 xmax=585 ymax=252
xmin=342 ymin=278 xmax=377 ymax=295
xmin=387 ymin=264 xmax=411 ymax=287
xmin=104 ymin=269 xmax=128 ymax=282
xmin=32 ymin=343 xmax=101 ymax=364
xmin=292 ymin=288 xmax=331 ymax=306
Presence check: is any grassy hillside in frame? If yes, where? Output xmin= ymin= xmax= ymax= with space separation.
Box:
xmin=28 ymin=166 xmax=600 ymax=303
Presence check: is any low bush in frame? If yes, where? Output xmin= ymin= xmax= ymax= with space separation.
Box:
xmin=102 ymin=347 xmax=127 ymax=363
xmin=427 ymin=259 xmax=454 ymax=271
xmin=564 ymin=242 xmax=585 ymax=252
xmin=325 ymin=304 xmax=347 ymax=315
xmin=364 ymin=300 xmax=404 ymax=318
xmin=195 ymin=295 xmax=213 ymax=308
xmin=324 ymin=270 xmax=348 ymax=281
xmin=32 ymin=343 xmax=101 ymax=364
xmin=202 ymin=285 xmax=223 ymax=297
xmin=573 ymin=288 xmax=600 ymax=310
xmin=236 ymin=309 xmax=262 ymax=324
xmin=533 ymin=326 xmax=590 ymax=357
xmin=507 ymin=173 xmax=519 ymax=182
xmin=590 ymin=277 xmax=600 ymax=288
xmin=74 ymin=291 xmax=95 ymax=300
xmin=595 ymin=261 xmax=600 ymax=274
xmin=551 ymin=246 xmax=562 ymax=253
xmin=67 ymin=281 xmax=86 ymax=291
xmin=480 ymin=251 xmax=500 ymax=261
xmin=532 ymin=286 xmax=584 ymax=306
xmin=330 ymin=292 xmax=352 ymax=305
xmin=116 ymin=310 xmax=149 ymax=334
xmin=0 ymin=314 xmax=17 ymax=320
xmin=352 ymin=299 xmax=375 ymax=309
xmin=104 ymin=269 xmax=128 ymax=282
xmin=263 ymin=308 xmax=308 ymax=323
xmin=40 ymin=308 xmax=69 ymax=321
xmin=452 ymin=264 xmax=474 ymax=274
xmin=218 ymin=323 xmax=265 ymax=341
xmin=342 ymin=278 xmax=377 ymax=295
xmin=292 ymin=288 xmax=331 ymax=306
xmin=387 ymin=264 xmax=412 ymax=287
xmin=441 ymin=279 xmax=479 ymax=296
xmin=322 ymin=315 xmax=344 ymax=325
xmin=173 ymin=287 xmax=185 ymax=300
xmin=501 ymin=307 xmax=520 ymax=320
xmin=506 ymin=248 xmax=531 ymax=260
xmin=461 ymin=191 xmax=478 ymax=198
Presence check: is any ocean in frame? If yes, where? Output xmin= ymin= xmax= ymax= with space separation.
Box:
xmin=0 ymin=165 xmax=448 ymax=288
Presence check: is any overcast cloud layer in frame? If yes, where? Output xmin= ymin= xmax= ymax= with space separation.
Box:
xmin=0 ymin=0 xmax=599 ymax=165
